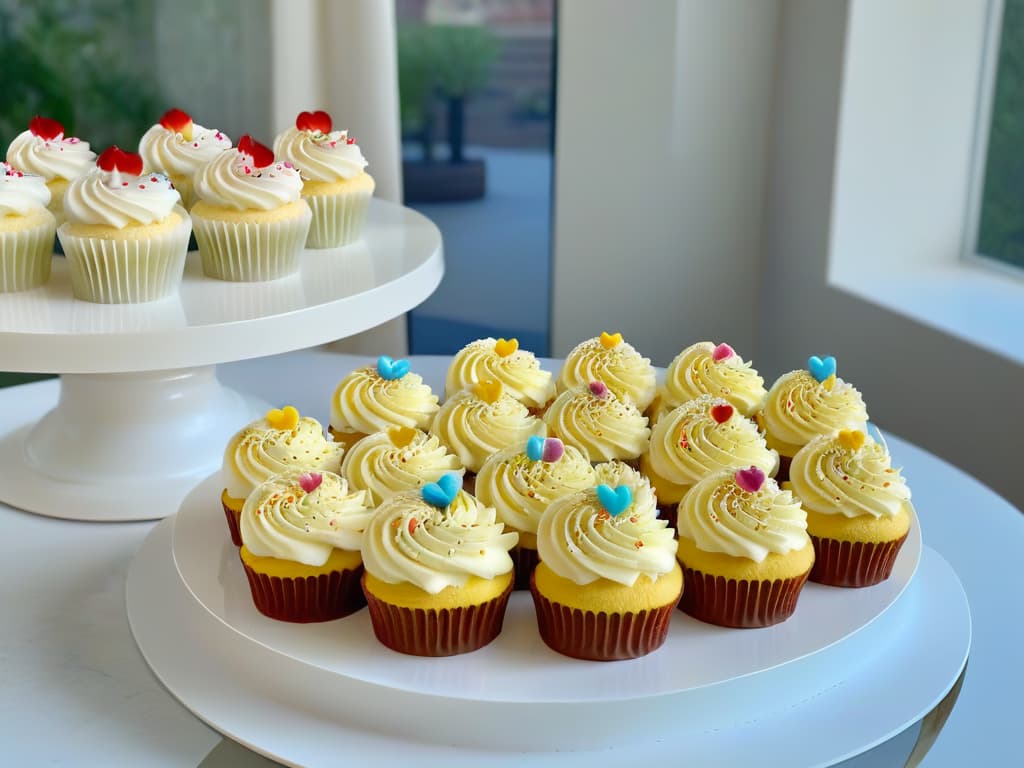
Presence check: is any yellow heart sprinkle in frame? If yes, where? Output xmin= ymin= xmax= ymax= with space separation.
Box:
xmin=494 ymin=338 xmax=519 ymax=357
xmin=266 ymin=405 xmax=299 ymax=431
xmin=822 ymin=374 xmax=836 ymax=391
xmin=473 ymin=379 xmax=503 ymax=404
xmin=600 ymin=331 xmax=623 ymax=349
xmin=838 ymin=429 xmax=865 ymax=451
xmin=388 ymin=425 xmax=418 ymax=448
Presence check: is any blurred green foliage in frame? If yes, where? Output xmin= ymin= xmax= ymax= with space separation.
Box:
xmin=978 ymin=0 xmax=1024 ymax=269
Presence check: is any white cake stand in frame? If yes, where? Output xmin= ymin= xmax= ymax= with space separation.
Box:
xmin=0 ymin=200 xmax=443 ymax=522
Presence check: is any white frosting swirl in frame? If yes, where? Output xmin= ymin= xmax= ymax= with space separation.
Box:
xmin=543 ymin=385 xmax=650 ymax=462
xmin=273 ymin=126 xmax=369 ymax=183
xmin=557 ymin=335 xmax=657 ymax=410
xmin=445 ymin=338 xmax=555 ymax=410
xmin=62 ymin=169 xmax=182 ymax=227
xmin=361 ymin=489 xmax=518 ymax=594
xmin=240 ymin=471 xmax=372 ymax=566
xmin=6 ymin=130 xmax=95 ymax=181
xmin=762 ymin=370 xmax=869 ymax=449
xmin=0 ymin=164 xmax=51 ymax=215
xmin=677 ymin=469 xmax=809 ymax=562
xmin=193 ymin=149 xmax=304 ymax=210
xmin=330 ymin=365 xmax=440 ymax=436
xmin=663 ymin=342 xmax=767 ymax=417
xmin=139 ymin=122 xmax=232 ymax=176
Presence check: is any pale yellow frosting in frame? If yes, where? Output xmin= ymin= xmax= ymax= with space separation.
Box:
xmin=663 ymin=342 xmax=767 ymax=417
xmin=330 ymin=365 xmax=439 ymax=437
xmin=761 ymin=370 xmax=869 ymax=454
xmin=543 ymin=385 xmax=650 ymax=462
xmin=445 ymin=338 xmax=555 ymax=410
xmin=429 ymin=389 xmax=543 ymax=473
xmin=557 ymin=336 xmax=657 ymax=410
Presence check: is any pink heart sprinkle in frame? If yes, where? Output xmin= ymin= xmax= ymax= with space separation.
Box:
xmin=541 ymin=438 xmax=564 ymax=463
xmin=712 ymin=343 xmax=735 ymax=362
xmin=734 ymin=466 xmax=765 ymax=493
xmin=589 ymin=381 xmax=609 ymax=398
xmin=299 ymin=472 xmax=323 ymax=493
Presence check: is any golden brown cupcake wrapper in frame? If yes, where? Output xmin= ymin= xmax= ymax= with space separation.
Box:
xmin=222 ymin=500 xmax=243 ymax=547
xmin=658 ymin=504 xmax=679 ymax=536
xmin=809 ymin=533 xmax=908 ymax=588
xmin=775 ymin=454 xmax=793 ymax=483
xmin=362 ymin=573 xmax=512 ymax=657
xmin=678 ymin=565 xmax=809 ymax=628
xmin=511 ymin=546 xmax=540 ymax=591
xmin=242 ymin=563 xmax=365 ymax=623
xmin=529 ymin=572 xmax=678 ymax=661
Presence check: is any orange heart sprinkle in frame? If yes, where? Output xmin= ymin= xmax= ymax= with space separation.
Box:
xmin=600 ymin=331 xmax=623 ymax=349
xmin=838 ymin=429 xmax=865 ymax=451
xmin=265 ymin=405 xmax=299 ymax=431
xmin=494 ymin=338 xmax=518 ymax=357
xmin=388 ymin=425 xmax=418 ymax=448
xmin=473 ymin=379 xmax=503 ymax=404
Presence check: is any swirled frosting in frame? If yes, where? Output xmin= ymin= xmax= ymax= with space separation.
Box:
xmin=476 ymin=442 xmax=596 ymax=535
xmin=139 ymin=122 xmax=232 ymax=176
xmin=6 ymin=130 xmax=95 ymax=182
xmin=63 ymin=168 xmax=181 ymax=227
xmin=193 ymin=148 xmax=304 ymax=210
xmin=330 ymin=365 xmax=440 ymax=436
xmin=341 ymin=428 xmax=464 ymax=507
xmin=361 ymin=489 xmax=517 ymax=594
xmin=445 ymin=339 xmax=556 ymax=410
xmin=789 ymin=433 xmax=911 ymax=519
xmin=677 ymin=468 xmax=809 ymax=562
xmin=557 ymin=335 xmax=657 ymax=410
xmin=663 ymin=342 xmax=767 ymax=417
xmin=762 ymin=370 xmax=869 ymax=451
xmin=0 ymin=164 xmax=51 ymax=215
xmin=536 ymin=474 xmax=676 ymax=587
xmin=272 ymin=126 xmax=369 ymax=182
xmin=240 ymin=470 xmax=372 ymax=566
xmin=543 ymin=385 xmax=650 ymax=462
xmin=429 ymin=388 xmax=544 ymax=473
xmin=648 ymin=395 xmax=778 ymax=488
xmin=222 ymin=415 xmax=344 ymax=499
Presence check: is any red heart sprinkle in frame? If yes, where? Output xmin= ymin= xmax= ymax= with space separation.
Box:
xmin=298 ymin=472 xmax=323 ymax=493
xmin=735 ymin=466 xmax=766 ymax=493
xmin=237 ymin=134 xmax=275 ymax=168
xmin=710 ymin=404 xmax=734 ymax=424
xmin=29 ymin=116 xmax=65 ymax=141
xmin=96 ymin=146 xmax=144 ymax=176
xmin=296 ymin=110 xmax=332 ymax=134
xmin=159 ymin=108 xmax=192 ymax=133
xmin=712 ymin=343 xmax=735 ymax=362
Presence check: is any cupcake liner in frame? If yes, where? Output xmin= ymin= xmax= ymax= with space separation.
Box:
xmin=530 ymin=573 xmax=677 ymax=661
xmin=659 ymin=504 xmax=679 ymax=536
xmin=0 ymin=216 xmax=55 ymax=292
xmin=678 ymin=565 xmax=809 ymax=628
xmin=362 ymin=573 xmax=512 ymax=657
xmin=58 ymin=208 xmax=191 ymax=303
xmin=809 ymin=533 xmax=908 ymax=587
xmin=193 ymin=204 xmax=311 ymax=281
xmin=511 ymin=545 xmax=540 ymax=591
xmin=775 ymin=454 xmax=794 ymax=483
xmin=222 ymin=498 xmax=243 ymax=547
xmin=242 ymin=561 xmax=365 ymax=623
xmin=305 ymin=186 xmax=373 ymax=248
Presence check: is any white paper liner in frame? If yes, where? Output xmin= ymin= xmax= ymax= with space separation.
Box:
xmin=305 ymin=185 xmax=373 ymax=249
xmin=0 ymin=215 xmax=56 ymax=293
xmin=58 ymin=207 xmax=191 ymax=304
xmin=193 ymin=204 xmax=312 ymax=282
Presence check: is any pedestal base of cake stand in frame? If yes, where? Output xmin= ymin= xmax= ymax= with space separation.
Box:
xmin=0 ymin=368 xmax=266 ymax=521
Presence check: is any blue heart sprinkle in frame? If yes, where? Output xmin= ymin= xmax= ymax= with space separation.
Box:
xmin=422 ymin=472 xmax=462 ymax=508
xmin=807 ymin=355 xmax=836 ymax=383
xmin=525 ymin=435 xmax=545 ymax=461
xmin=596 ymin=484 xmax=632 ymax=517
xmin=377 ymin=355 xmax=411 ymax=381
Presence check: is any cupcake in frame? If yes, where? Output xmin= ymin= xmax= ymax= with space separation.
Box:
xmin=329 ymin=356 xmax=440 ymax=449
xmin=475 ymin=436 xmax=596 ymax=589
xmin=445 ymin=337 xmax=556 ymax=412
xmin=543 ymin=380 xmax=650 ymax=463
xmin=138 ymin=108 xmax=232 ymax=209
xmin=675 ymin=466 xmax=814 ymax=627
xmin=239 ymin=470 xmax=373 ymax=622
xmin=221 ymin=406 xmax=344 ymax=546
xmin=360 ymin=474 xmax=518 ymax=656
xmin=532 ymin=464 xmax=682 ymax=660
xmin=759 ymin=356 xmax=869 ymax=481
xmin=340 ymin=425 xmax=464 ymax=507
xmin=641 ymin=395 xmax=778 ymax=528
xmin=0 ymin=163 xmax=56 ymax=292
xmin=191 ymin=134 xmax=311 ymax=281
xmin=57 ymin=146 xmax=191 ymax=304
xmin=6 ymin=116 xmax=95 ymax=225
xmin=557 ymin=332 xmax=657 ymax=412
xmin=429 ymin=379 xmax=544 ymax=482
xmin=656 ymin=342 xmax=767 ymax=422
xmin=788 ymin=429 xmax=912 ymax=587
xmin=273 ymin=110 xmax=374 ymax=247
